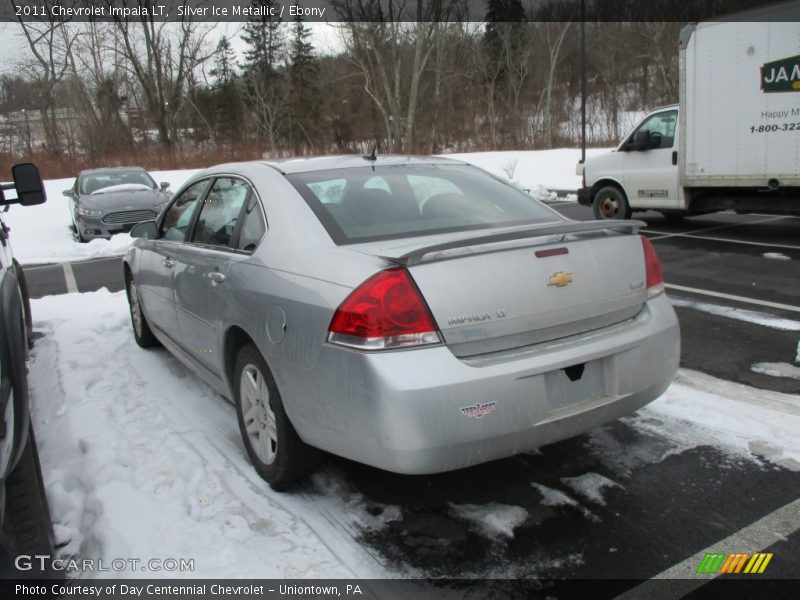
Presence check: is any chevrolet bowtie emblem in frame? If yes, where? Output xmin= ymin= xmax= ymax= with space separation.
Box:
xmin=547 ymin=271 xmax=574 ymax=287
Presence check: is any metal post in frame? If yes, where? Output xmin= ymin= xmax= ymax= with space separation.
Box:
xmin=580 ymin=0 xmax=587 ymax=165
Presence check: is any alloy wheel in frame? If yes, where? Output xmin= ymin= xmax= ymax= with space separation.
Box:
xmin=240 ymin=364 xmax=278 ymax=465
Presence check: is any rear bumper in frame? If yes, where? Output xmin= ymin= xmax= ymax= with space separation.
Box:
xmin=577 ymin=187 xmax=593 ymax=206
xmin=287 ymin=294 xmax=680 ymax=475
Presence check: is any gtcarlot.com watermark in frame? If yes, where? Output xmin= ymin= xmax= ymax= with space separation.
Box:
xmin=14 ymin=554 xmax=195 ymax=573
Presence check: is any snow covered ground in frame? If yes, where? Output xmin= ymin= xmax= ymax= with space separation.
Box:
xmin=5 ymin=149 xmax=606 ymax=265
xmin=443 ymin=148 xmax=610 ymax=193
xmin=29 ymin=289 xmax=800 ymax=577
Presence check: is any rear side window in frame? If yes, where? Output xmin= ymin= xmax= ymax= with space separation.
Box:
xmin=237 ymin=197 xmax=266 ymax=252
xmin=192 ymin=177 xmax=250 ymax=248
xmin=160 ymin=180 xmax=208 ymax=242
xmin=288 ymin=164 xmax=557 ymax=244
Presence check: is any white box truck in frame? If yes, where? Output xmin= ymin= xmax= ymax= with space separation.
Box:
xmin=577 ymin=12 xmax=800 ymax=220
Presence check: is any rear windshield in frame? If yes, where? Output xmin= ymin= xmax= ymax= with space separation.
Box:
xmin=287 ymin=164 xmax=558 ymax=244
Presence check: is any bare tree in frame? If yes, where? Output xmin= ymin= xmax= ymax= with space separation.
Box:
xmin=539 ymin=22 xmax=571 ymax=148
xmin=13 ymin=0 xmax=77 ymax=155
xmin=333 ymin=0 xmax=462 ymax=152
xmin=109 ymin=1 xmax=217 ymax=148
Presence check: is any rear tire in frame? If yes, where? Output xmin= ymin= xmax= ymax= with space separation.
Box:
xmin=126 ymin=277 xmax=159 ymax=348
xmin=234 ymin=344 xmax=318 ymax=490
xmin=0 ymin=427 xmax=55 ymax=578
xmin=592 ymin=186 xmax=632 ymax=220
xmin=12 ymin=260 xmax=32 ymax=350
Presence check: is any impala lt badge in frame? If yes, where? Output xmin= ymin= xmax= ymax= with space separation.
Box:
xmin=548 ymin=271 xmax=574 ymax=287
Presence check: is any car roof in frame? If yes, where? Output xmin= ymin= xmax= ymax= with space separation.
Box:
xmin=79 ymin=166 xmax=148 ymax=176
xmin=199 ymin=154 xmax=469 ymax=177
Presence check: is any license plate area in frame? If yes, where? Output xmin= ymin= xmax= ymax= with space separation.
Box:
xmin=545 ymin=359 xmax=607 ymax=412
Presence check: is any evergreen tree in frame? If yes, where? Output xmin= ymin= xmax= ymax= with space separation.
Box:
xmin=209 ymin=36 xmax=243 ymax=144
xmin=239 ymin=0 xmax=289 ymax=152
xmin=484 ymin=0 xmax=526 ymax=75
xmin=240 ymin=0 xmax=286 ymax=76
xmin=210 ymin=36 xmax=236 ymax=86
xmin=288 ymin=17 xmax=319 ymax=151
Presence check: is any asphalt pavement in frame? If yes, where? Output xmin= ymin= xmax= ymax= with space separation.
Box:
xmin=20 ymin=205 xmax=800 ymax=588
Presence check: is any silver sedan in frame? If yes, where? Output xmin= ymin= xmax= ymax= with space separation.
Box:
xmin=124 ymin=156 xmax=680 ymax=490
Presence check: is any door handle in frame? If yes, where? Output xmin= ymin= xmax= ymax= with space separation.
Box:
xmin=162 ymin=258 xmax=175 ymax=269
xmin=208 ymin=272 xmax=226 ymax=286
xmin=672 ymin=151 xmax=678 ymax=166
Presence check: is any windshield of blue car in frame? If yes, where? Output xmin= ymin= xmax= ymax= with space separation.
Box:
xmin=80 ymin=171 xmax=157 ymax=195
xmin=288 ymin=164 xmax=559 ymax=244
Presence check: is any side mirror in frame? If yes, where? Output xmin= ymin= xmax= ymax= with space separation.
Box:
xmin=12 ymin=163 xmax=47 ymax=206
xmin=130 ymin=220 xmax=158 ymax=239
xmin=648 ymin=131 xmax=663 ymax=149
xmin=160 ymin=182 xmax=170 ymax=190
xmin=633 ymin=130 xmax=651 ymax=151
xmin=63 ymin=189 xmax=74 ymax=198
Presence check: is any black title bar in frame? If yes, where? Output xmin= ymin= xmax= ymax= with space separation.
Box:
xmin=2 ymin=0 xmax=799 ymax=23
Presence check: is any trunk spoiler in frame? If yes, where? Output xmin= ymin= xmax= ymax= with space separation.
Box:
xmin=386 ymin=220 xmax=646 ymax=266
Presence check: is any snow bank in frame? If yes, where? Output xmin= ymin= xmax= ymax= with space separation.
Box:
xmin=633 ymin=369 xmax=800 ymax=471
xmin=5 ymin=170 xmax=196 ymax=265
xmin=447 ymin=502 xmax=528 ymax=540
xmin=751 ymin=362 xmax=800 ymax=381
xmin=763 ymin=252 xmax=791 ymax=261
xmin=560 ymin=473 xmax=623 ymax=506
xmin=530 ymin=483 xmax=596 ymax=521
xmin=440 ymin=148 xmax=611 ymax=193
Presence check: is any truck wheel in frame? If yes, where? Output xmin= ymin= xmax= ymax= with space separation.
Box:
xmin=593 ymin=186 xmax=631 ymax=220
xmin=234 ymin=344 xmax=318 ymax=491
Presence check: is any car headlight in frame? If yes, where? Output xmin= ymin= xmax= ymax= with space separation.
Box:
xmin=154 ymin=201 xmax=169 ymax=212
xmin=76 ymin=206 xmax=103 ymax=217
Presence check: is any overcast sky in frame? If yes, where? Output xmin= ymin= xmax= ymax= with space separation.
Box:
xmin=0 ymin=21 xmax=344 ymax=76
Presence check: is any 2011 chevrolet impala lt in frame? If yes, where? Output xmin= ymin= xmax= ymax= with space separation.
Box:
xmin=123 ymin=156 xmax=680 ymax=489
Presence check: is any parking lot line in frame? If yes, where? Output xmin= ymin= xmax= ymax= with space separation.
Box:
xmin=645 ymin=215 xmax=790 ymax=241
xmin=61 ymin=262 xmax=78 ymax=293
xmin=618 ymin=497 xmax=800 ymax=598
xmin=666 ymin=283 xmax=800 ymax=314
xmin=646 ymin=232 xmax=800 ymax=251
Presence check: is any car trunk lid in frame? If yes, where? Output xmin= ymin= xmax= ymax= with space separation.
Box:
xmin=350 ymin=220 xmax=648 ymax=358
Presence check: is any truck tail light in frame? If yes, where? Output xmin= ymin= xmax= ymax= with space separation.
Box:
xmin=328 ymin=267 xmax=441 ymax=350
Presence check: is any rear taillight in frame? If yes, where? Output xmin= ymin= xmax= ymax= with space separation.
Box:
xmin=640 ymin=236 xmax=665 ymax=296
xmin=328 ymin=267 xmax=441 ymax=350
